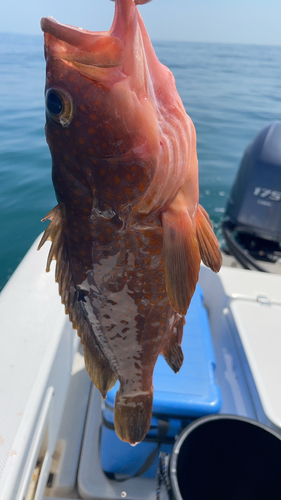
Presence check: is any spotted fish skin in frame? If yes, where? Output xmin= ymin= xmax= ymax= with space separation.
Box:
xmin=39 ymin=0 xmax=222 ymax=444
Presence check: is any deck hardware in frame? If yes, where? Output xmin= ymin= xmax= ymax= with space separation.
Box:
xmin=257 ymin=295 xmax=271 ymax=305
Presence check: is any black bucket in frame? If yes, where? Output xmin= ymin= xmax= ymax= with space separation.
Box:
xmin=169 ymin=415 xmax=281 ymax=500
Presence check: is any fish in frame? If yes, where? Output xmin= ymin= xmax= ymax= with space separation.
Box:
xmin=39 ymin=0 xmax=222 ymax=444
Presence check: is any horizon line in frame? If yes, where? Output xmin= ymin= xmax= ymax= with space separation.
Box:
xmin=1 ymin=31 xmax=281 ymax=49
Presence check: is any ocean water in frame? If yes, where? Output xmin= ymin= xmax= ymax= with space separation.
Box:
xmin=1 ymin=33 xmax=281 ymax=291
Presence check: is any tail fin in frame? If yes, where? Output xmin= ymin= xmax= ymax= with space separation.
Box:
xmin=114 ymin=388 xmax=153 ymax=444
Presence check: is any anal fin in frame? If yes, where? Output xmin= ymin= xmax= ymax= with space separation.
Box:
xmin=196 ymin=205 xmax=222 ymax=272
xmin=162 ymin=206 xmax=201 ymax=316
xmin=162 ymin=316 xmax=185 ymax=373
xmin=162 ymin=337 xmax=183 ymax=374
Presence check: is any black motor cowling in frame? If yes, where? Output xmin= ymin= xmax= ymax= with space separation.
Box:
xmin=223 ymin=121 xmax=281 ymax=265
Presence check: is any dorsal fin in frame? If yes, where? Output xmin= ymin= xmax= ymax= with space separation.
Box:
xmin=38 ymin=204 xmax=117 ymax=396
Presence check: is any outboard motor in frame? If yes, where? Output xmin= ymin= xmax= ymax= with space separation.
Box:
xmin=222 ymin=121 xmax=281 ymax=269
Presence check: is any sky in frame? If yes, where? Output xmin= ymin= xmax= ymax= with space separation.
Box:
xmin=1 ymin=0 xmax=281 ymax=46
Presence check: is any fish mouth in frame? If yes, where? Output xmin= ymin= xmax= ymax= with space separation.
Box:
xmin=41 ymin=16 xmax=125 ymax=70
xmin=41 ymin=0 xmax=153 ymax=80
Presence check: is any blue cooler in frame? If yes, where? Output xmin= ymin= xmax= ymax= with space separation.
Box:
xmin=100 ymin=285 xmax=222 ymax=478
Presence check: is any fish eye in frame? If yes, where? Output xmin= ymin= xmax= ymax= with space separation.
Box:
xmin=45 ymin=88 xmax=73 ymax=127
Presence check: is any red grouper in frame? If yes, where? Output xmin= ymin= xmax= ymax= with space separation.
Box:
xmin=39 ymin=0 xmax=222 ymax=444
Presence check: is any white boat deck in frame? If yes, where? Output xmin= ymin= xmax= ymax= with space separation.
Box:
xmin=200 ymin=265 xmax=281 ymax=427
xmin=0 ymin=237 xmax=77 ymax=500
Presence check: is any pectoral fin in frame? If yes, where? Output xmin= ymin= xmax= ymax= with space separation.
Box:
xmin=196 ymin=205 xmax=222 ymax=273
xmin=162 ymin=206 xmax=201 ymax=316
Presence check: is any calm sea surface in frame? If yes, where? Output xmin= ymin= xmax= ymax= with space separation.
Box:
xmin=1 ymin=33 xmax=281 ymax=290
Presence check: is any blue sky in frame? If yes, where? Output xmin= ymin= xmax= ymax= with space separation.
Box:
xmin=2 ymin=0 xmax=281 ymax=45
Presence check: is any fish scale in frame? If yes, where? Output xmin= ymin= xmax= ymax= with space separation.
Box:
xmin=39 ymin=0 xmax=222 ymax=444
